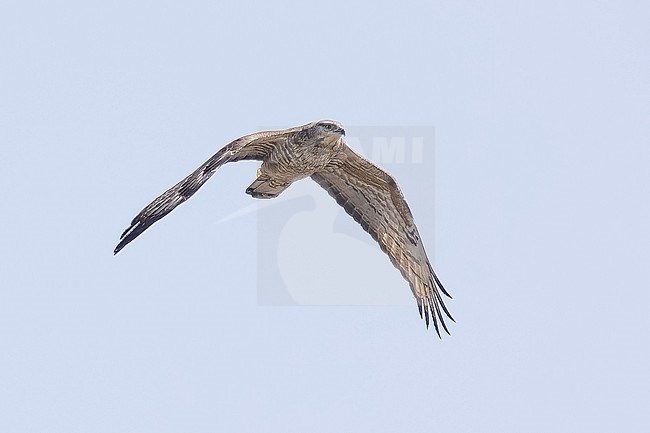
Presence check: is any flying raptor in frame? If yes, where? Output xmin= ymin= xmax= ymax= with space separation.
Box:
xmin=114 ymin=120 xmax=454 ymax=335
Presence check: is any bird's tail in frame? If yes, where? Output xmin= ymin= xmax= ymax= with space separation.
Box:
xmin=245 ymin=176 xmax=289 ymax=199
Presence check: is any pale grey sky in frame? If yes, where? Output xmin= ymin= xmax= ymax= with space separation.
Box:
xmin=1 ymin=1 xmax=649 ymax=432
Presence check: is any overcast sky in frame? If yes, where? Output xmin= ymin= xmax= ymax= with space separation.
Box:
xmin=1 ymin=1 xmax=649 ymax=432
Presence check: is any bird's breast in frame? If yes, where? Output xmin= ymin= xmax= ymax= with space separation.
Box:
xmin=266 ymin=138 xmax=342 ymax=179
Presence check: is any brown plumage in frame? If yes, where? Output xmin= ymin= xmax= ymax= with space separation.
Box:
xmin=114 ymin=120 xmax=454 ymax=336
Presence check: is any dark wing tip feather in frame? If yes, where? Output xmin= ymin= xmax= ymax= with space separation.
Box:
xmin=428 ymin=298 xmax=442 ymax=338
xmin=417 ymin=280 xmax=454 ymax=337
xmin=433 ymin=298 xmax=450 ymax=335
xmin=433 ymin=286 xmax=456 ymax=323
xmin=428 ymin=262 xmax=453 ymax=299
xmin=114 ymin=220 xmax=150 ymax=255
xmin=431 ymin=309 xmax=441 ymax=338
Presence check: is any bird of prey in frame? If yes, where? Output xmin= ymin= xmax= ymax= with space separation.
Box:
xmin=114 ymin=120 xmax=454 ymax=335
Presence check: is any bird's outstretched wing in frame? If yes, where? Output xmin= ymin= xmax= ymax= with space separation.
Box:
xmin=114 ymin=129 xmax=289 ymax=254
xmin=311 ymin=144 xmax=454 ymax=336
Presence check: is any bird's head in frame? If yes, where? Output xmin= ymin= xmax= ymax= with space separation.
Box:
xmin=312 ymin=120 xmax=346 ymax=139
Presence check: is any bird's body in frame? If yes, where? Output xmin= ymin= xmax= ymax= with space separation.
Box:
xmin=247 ymin=125 xmax=345 ymax=198
xmin=115 ymin=120 xmax=454 ymax=335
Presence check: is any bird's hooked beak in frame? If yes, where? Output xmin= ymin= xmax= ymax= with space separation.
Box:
xmin=336 ymin=127 xmax=346 ymax=136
